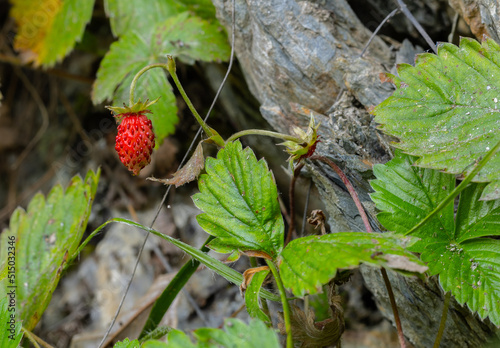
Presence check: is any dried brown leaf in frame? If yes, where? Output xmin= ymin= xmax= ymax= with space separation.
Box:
xmin=148 ymin=141 xmax=204 ymax=187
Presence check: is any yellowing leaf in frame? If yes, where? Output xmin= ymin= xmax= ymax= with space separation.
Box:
xmin=10 ymin=0 xmax=95 ymax=67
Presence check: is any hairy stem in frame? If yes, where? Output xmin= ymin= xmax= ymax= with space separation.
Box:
xmin=266 ymin=260 xmax=293 ymax=348
xmin=226 ymin=129 xmax=303 ymax=144
xmin=166 ymin=56 xmax=219 ymax=142
xmin=433 ymin=292 xmax=451 ymax=348
xmin=128 ymin=63 xmax=168 ymax=105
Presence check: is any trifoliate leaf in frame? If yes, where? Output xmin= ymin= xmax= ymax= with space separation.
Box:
xmin=193 ymin=141 xmax=285 ymax=260
xmin=371 ymin=152 xmax=500 ymax=325
xmin=10 ymin=0 xmax=95 ymax=67
xmin=373 ymin=37 xmax=500 ymax=200
xmin=0 ymin=297 xmax=23 ymax=348
xmin=279 ymin=232 xmax=426 ymax=297
xmin=0 ymin=169 xmax=99 ymax=330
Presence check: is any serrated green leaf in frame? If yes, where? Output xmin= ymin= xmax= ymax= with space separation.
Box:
xmin=373 ymin=37 xmax=500 ymax=200
xmin=370 ymin=151 xmax=456 ymax=251
xmin=279 ymin=232 xmax=426 ymax=297
xmin=245 ymin=269 xmax=271 ymax=323
xmin=455 ymin=183 xmax=500 ymax=242
xmin=0 ymin=297 xmax=23 ymax=348
xmin=140 ymin=319 xmax=280 ymax=348
xmin=104 ymin=0 xmax=182 ymax=38
xmin=11 ymin=0 xmax=95 ymax=67
xmin=194 ymin=319 xmax=280 ymax=348
xmin=193 ymin=141 xmax=284 ymax=259
xmin=152 ymin=13 xmax=230 ymax=64
xmin=113 ymin=338 xmax=140 ymax=348
xmin=421 ymin=239 xmax=500 ymax=325
xmin=162 ymin=330 xmax=200 ymax=348
xmin=0 ymin=169 xmax=100 ymax=330
xmin=371 ymin=153 xmax=500 ymax=325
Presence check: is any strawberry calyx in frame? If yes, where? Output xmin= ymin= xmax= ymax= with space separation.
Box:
xmin=106 ymin=98 xmax=159 ymax=123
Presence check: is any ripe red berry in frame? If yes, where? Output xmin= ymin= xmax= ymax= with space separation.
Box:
xmin=114 ymin=111 xmax=155 ymax=175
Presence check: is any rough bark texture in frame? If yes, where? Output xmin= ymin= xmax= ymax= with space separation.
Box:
xmin=212 ymin=0 xmax=500 ymax=346
xmin=449 ymin=0 xmax=500 ymax=42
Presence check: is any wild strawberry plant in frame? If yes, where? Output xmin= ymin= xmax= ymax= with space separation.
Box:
xmin=2 ymin=1 xmax=500 ymax=347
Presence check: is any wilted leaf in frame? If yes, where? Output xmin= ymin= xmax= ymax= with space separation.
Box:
xmin=193 ymin=141 xmax=284 ymax=259
xmin=0 ymin=169 xmax=100 ymax=330
xmin=371 ymin=152 xmax=500 ymax=325
xmin=148 ymin=141 xmax=204 ymax=187
xmin=373 ymin=37 xmax=500 ymax=200
xmin=279 ymin=232 xmax=426 ymax=297
xmin=10 ymin=0 xmax=95 ymax=67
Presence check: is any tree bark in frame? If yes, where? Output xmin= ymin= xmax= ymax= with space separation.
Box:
xmin=211 ymin=0 xmax=499 ymax=346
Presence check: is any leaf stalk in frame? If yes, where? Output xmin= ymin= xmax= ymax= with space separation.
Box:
xmin=433 ymin=292 xmax=451 ymax=348
xmin=406 ymin=138 xmax=500 ymax=236
xmin=226 ymin=129 xmax=303 ymax=144
xmin=266 ymin=259 xmax=293 ymax=348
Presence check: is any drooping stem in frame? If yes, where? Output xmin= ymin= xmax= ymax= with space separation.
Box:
xmin=129 ymin=63 xmax=169 ymax=105
xmin=433 ymin=292 xmax=451 ymax=348
xmin=166 ymin=56 xmax=216 ymax=140
xmin=226 ymin=129 xmax=303 ymax=144
xmin=266 ymin=259 xmax=293 ymax=348
xmin=310 ymin=155 xmax=372 ymax=233
xmin=381 ymin=268 xmax=407 ymax=348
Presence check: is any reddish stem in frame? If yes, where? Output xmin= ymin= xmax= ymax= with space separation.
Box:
xmin=285 ymin=162 xmax=305 ymax=246
xmin=310 ymin=155 xmax=371 ymax=233
xmin=310 ymin=155 xmax=406 ymax=348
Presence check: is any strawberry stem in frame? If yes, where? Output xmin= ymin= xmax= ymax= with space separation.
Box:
xmin=129 ymin=63 xmax=167 ymax=106
xmin=166 ymin=56 xmax=224 ymax=146
xmin=226 ymin=129 xmax=303 ymax=144
xmin=128 ymin=60 xmax=224 ymax=147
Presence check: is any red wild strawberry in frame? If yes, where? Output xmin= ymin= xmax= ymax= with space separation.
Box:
xmin=107 ymin=99 xmax=159 ymax=176
xmin=114 ymin=111 xmax=155 ymax=175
